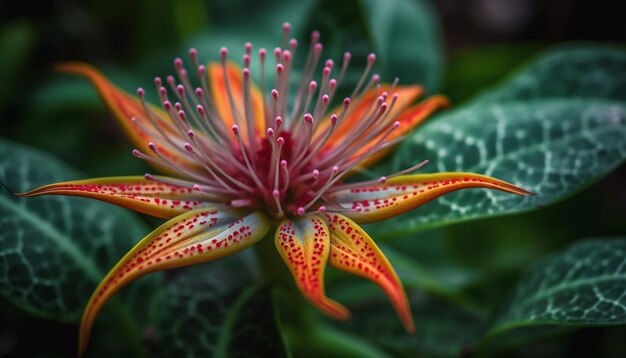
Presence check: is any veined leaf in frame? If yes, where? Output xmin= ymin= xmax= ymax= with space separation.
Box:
xmin=0 ymin=138 xmax=156 ymax=322
xmin=487 ymin=238 xmax=626 ymax=336
xmin=154 ymin=261 xmax=289 ymax=358
xmin=369 ymin=45 xmax=626 ymax=237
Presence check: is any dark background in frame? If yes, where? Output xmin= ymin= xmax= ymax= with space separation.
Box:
xmin=2 ymin=0 xmax=625 ymax=158
xmin=1 ymin=0 xmax=625 ymax=357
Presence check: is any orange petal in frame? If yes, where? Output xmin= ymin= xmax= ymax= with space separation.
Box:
xmin=274 ymin=214 xmax=350 ymax=320
xmin=78 ymin=208 xmax=271 ymax=355
xmin=55 ymin=62 xmax=200 ymax=175
xmin=208 ymin=61 xmax=265 ymax=136
xmin=330 ymin=172 xmax=534 ymax=224
xmin=316 ymin=84 xmax=423 ymax=145
xmin=351 ymin=95 xmax=450 ymax=169
xmin=17 ymin=176 xmax=219 ymax=219
xmin=324 ymin=213 xmax=414 ymax=333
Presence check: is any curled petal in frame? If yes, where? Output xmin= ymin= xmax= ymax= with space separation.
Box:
xmin=324 ymin=213 xmax=413 ymax=333
xmin=208 ymin=61 xmax=265 ymax=136
xmin=17 ymin=176 xmax=219 ymax=219
xmin=274 ymin=214 xmax=350 ymax=320
xmin=78 ymin=208 xmax=271 ymax=355
xmin=55 ymin=62 xmax=200 ymax=175
xmin=331 ymin=172 xmax=534 ymax=223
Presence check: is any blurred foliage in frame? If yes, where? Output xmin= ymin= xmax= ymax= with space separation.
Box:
xmin=0 ymin=20 xmax=36 ymax=112
xmin=153 ymin=254 xmax=290 ymax=358
xmin=442 ymin=43 xmax=546 ymax=104
xmin=1 ymin=0 xmax=625 ymax=357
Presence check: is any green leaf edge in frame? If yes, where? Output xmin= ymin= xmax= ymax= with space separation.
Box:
xmin=468 ymin=41 xmax=626 ymax=105
xmin=369 ymin=98 xmax=626 ymax=240
xmin=478 ymin=237 xmax=626 ymax=347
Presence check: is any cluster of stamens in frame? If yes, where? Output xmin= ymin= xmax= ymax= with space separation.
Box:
xmin=131 ymin=23 xmax=428 ymax=218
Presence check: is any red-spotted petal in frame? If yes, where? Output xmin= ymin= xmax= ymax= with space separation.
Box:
xmin=79 ymin=208 xmax=271 ymax=355
xmin=324 ymin=213 xmax=413 ymax=333
xmin=17 ymin=176 xmax=219 ymax=219
xmin=208 ymin=61 xmax=265 ymax=136
xmin=330 ymin=172 xmax=534 ymax=224
xmin=274 ymin=214 xmax=350 ymax=320
xmin=55 ymin=62 xmax=200 ymax=175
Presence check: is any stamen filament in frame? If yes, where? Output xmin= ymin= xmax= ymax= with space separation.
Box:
xmin=132 ymin=147 xmax=206 ymax=184
xmin=331 ymin=160 xmax=430 ymax=192
xmin=143 ymin=173 xmax=230 ymax=198
xmin=280 ymin=160 xmax=290 ymax=191
xmin=220 ymin=48 xmax=245 ymax=135
xmin=232 ymin=125 xmax=266 ymax=193
xmin=186 ymin=131 xmax=253 ymax=192
xmin=126 ymin=26 xmax=442 ymax=221
xmin=302 ymin=166 xmax=339 ymax=210
xmin=242 ymin=68 xmax=258 ymax=156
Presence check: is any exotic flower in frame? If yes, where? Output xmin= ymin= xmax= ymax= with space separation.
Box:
xmin=20 ymin=23 xmax=531 ymax=354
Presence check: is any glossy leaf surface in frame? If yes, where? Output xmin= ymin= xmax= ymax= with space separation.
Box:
xmin=370 ymin=45 xmax=626 ymax=237
xmin=0 ymin=139 xmax=156 ymax=321
xmin=488 ymin=238 xmax=626 ymax=335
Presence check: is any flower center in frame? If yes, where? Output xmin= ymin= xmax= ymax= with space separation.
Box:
xmin=130 ymin=23 xmax=429 ymax=219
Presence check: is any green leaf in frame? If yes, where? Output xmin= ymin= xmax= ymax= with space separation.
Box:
xmin=474 ymin=44 xmax=626 ymax=103
xmin=154 ymin=261 xmax=289 ymax=357
xmin=369 ymin=45 xmax=626 ymax=237
xmin=381 ymin=245 xmax=483 ymax=312
xmin=487 ymin=238 xmax=626 ymax=336
xmin=298 ymin=0 xmax=442 ymax=92
xmin=0 ymin=138 xmax=155 ymax=321
xmin=442 ymin=43 xmax=546 ymax=103
xmin=361 ymin=0 xmax=443 ymax=91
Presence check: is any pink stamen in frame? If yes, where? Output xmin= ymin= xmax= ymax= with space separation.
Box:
xmin=231 ymin=125 xmax=265 ymax=192
xmin=128 ymin=24 xmax=436 ymax=219
xmin=133 ymin=145 xmax=206 ymax=184
xmin=280 ymin=160 xmax=290 ymax=191
xmin=220 ymin=48 xmax=244 ymax=132
xmin=258 ymin=47 xmax=269 ymax=128
xmin=184 ymin=138 xmax=248 ymax=193
xmin=273 ymin=189 xmax=284 ymax=217
xmin=274 ymin=116 xmax=283 ymax=129
xmin=242 ymin=67 xmax=257 ymax=156
xmin=302 ymin=166 xmax=339 ymax=210
xmin=282 ymin=22 xmax=291 ymax=48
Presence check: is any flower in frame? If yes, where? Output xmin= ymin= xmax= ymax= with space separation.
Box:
xmin=20 ymin=23 xmax=532 ymax=354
